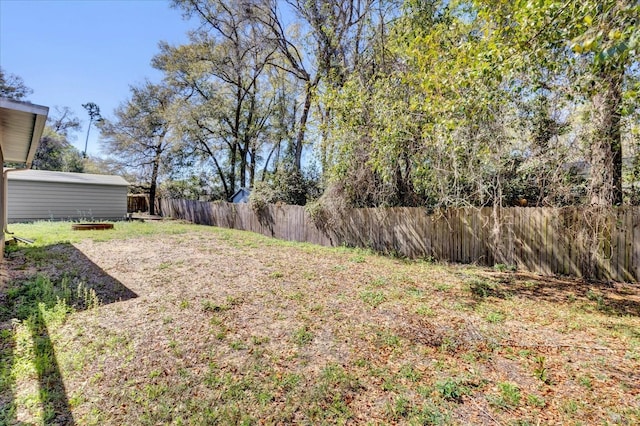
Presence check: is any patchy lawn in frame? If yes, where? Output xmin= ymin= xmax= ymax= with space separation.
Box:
xmin=1 ymin=221 xmax=639 ymax=425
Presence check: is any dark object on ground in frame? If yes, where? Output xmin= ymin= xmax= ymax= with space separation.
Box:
xmin=72 ymin=223 xmax=114 ymax=231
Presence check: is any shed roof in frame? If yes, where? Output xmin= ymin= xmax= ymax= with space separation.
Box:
xmin=0 ymin=98 xmax=49 ymax=166
xmin=6 ymin=169 xmax=130 ymax=187
xmin=229 ymin=187 xmax=251 ymax=203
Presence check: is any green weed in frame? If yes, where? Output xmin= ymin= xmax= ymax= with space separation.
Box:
xmin=406 ymin=287 xmax=424 ymax=298
xmin=485 ymin=311 xmax=506 ymax=323
xmin=251 ymin=335 xmax=270 ymax=345
xmin=434 ymin=282 xmax=452 ymax=292
xmin=375 ymin=330 xmax=401 ymax=348
xmin=287 ymin=291 xmax=305 ymax=301
xmin=494 ymin=263 xmax=517 ymax=272
xmin=467 ymin=278 xmax=498 ymax=298
xmin=385 ymin=396 xmax=413 ymax=420
xmin=306 ymin=364 xmax=360 ymax=422
xmin=490 ymin=382 xmax=521 ymax=408
xmin=371 ymin=277 xmax=388 ymax=287
xmin=202 ymin=297 xmax=241 ymax=313
xmin=399 ymin=364 xmax=422 ymax=382
xmin=229 ymin=341 xmax=247 ymax=350
xmin=527 ymin=394 xmax=546 ymax=408
xmin=360 ymin=291 xmax=386 ymax=307
xmin=533 ymin=355 xmax=550 ymax=384
xmin=586 ymin=289 xmax=610 ymax=312
xmin=435 ymin=378 xmax=469 ymax=402
xmin=416 ymin=304 xmax=435 ymax=316
xmin=560 ymin=399 xmax=580 ymax=415
xmin=0 ymin=273 xmax=102 ymax=425
xmin=293 ymin=325 xmax=314 ymax=346
xmin=273 ymin=372 xmax=302 ymax=391
xmin=410 ymin=402 xmax=450 ymax=425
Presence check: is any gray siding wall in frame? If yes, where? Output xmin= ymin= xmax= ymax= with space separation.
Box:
xmin=8 ymin=180 xmax=127 ymax=222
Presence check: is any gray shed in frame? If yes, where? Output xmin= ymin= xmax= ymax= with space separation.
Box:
xmin=7 ymin=169 xmax=130 ymax=223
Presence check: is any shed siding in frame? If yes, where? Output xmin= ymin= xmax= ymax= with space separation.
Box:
xmin=8 ymin=180 xmax=127 ymax=222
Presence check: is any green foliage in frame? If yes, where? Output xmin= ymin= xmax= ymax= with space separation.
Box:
xmin=251 ymin=168 xmax=320 ymax=207
xmin=201 ymin=300 xmax=230 ymax=313
xmin=159 ymin=173 xmax=223 ymax=201
xmin=385 ymin=396 xmax=412 ymax=420
xmin=360 ymin=291 xmax=386 ymax=308
xmin=32 ymin=108 xmax=84 ymax=172
xmin=494 ymin=264 xmax=517 ymax=273
xmin=320 ymin=0 xmax=639 ymax=208
xmin=485 ymin=311 xmax=506 ymax=324
xmin=0 ymin=67 xmax=32 ymax=100
xmin=490 ymin=382 xmax=522 ymax=409
xmin=292 ymin=325 xmax=314 ymax=346
xmin=533 ymin=355 xmax=550 ymax=384
xmin=306 ymin=364 xmax=360 ymax=422
xmin=467 ymin=278 xmax=499 ymax=298
xmin=410 ymin=403 xmax=451 ymax=425
xmin=399 ymin=364 xmax=422 ymax=382
xmin=3 ymin=275 xmax=98 ymax=322
xmin=304 ymin=199 xmax=331 ymax=229
xmin=416 ymin=304 xmax=435 ymax=316
xmin=527 ymin=393 xmax=547 ymax=408
xmin=435 ymin=377 xmax=470 ymax=402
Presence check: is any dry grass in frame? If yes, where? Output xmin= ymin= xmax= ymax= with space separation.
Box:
xmin=2 ymin=221 xmax=639 ymax=425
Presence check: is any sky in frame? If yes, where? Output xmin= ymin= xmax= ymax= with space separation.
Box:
xmin=0 ymin=0 xmax=195 ymax=156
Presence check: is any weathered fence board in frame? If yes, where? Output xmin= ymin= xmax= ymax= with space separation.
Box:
xmin=159 ymin=199 xmax=640 ymax=282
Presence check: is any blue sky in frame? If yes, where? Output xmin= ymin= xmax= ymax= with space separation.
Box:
xmin=0 ymin=0 xmax=195 ymax=156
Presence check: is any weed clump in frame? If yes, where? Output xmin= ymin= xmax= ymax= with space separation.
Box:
xmin=3 ymin=275 xmax=99 ymax=322
xmin=435 ymin=377 xmax=471 ymax=402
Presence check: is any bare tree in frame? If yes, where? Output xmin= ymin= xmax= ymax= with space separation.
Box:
xmin=158 ymin=0 xmax=278 ymax=197
xmin=253 ymin=0 xmax=380 ymax=171
xmin=99 ymin=81 xmax=176 ymax=215
xmin=0 ymin=67 xmax=33 ymax=100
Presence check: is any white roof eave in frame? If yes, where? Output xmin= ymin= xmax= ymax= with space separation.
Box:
xmin=0 ymin=97 xmax=49 ymax=166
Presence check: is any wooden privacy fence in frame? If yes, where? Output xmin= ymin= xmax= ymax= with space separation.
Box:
xmin=159 ymin=198 xmax=640 ymax=282
xmin=127 ymin=195 xmax=161 ymax=214
xmin=128 ymin=194 xmax=149 ymax=213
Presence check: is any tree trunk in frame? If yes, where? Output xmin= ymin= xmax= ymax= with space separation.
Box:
xmin=231 ymin=87 xmax=243 ymax=195
xmin=249 ymin=146 xmax=256 ymax=187
xmin=229 ymin=142 xmax=237 ymax=196
xmin=213 ymin=157 xmax=230 ymax=199
xmin=589 ymin=71 xmax=623 ymax=206
xmin=149 ymin=148 xmax=161 ymax=216
xmin=293 ymin=78 xmax=318 ymax=171
xmin=240 ymin=147 xmax=247 ymax=189
xmin=262 ymin=140 xmax=280 ymax=181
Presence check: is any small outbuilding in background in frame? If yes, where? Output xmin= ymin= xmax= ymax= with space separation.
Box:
xmin=7 ymin=169 xmax=129 ymax=222
xmin=229 ymin=187 xmax=251 ymax=203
